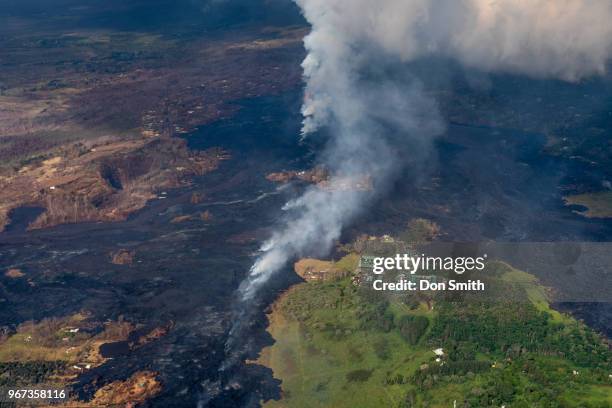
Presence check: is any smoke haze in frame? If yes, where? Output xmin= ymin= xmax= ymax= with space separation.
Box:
xmin=299 ymin=0 xmax=612 ymax=133
xmin=227 ymin=0 xmax=612 ymax=361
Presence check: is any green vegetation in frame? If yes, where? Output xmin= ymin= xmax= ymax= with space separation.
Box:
xmin=260 ymin=259 xmax=612 ymax=407
xmin=0 ymin=312 xmax=136 ymax=393
xmin=0 ymin=361 xmax=66 ymax=387
xmin=334 ymin=253 xmax=360 ymax=273
xmin=564 ymin=191 xmax=612 ymax=218
xmin=398 ymin=316 xmax=429 ymax=345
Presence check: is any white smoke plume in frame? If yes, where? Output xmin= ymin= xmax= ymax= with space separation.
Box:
xmin=299 ymin=0 xmax=612 ymax=133
xmin=224 ymin=0 xmax=612 ymax=366
xmin=237 ymin=75 xmax=443 ymax=302
xmin=236 ymin=0 xmax=612 ymax=304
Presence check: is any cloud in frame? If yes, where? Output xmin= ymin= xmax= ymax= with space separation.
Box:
xmin=298 ymin=0 xmax=612 ymax=133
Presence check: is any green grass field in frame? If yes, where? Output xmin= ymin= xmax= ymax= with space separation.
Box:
xmin=258 ymin=258 xmax=612 ymax=408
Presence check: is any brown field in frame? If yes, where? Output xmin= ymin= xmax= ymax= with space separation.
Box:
xmin=0 ymin=313 xmax=128 ymax=366
xmin=42 ymin=370 xmax=163 ymax=408
xmin=564 ymin=191 xmax=612 ymax=218
xmin=294 ymin=258 xmax=347 ymax=282
xmin=0 ymin=137 xmax=229 ymax=230
xmin=0 ymin=21 xmax=305 ymax=231
xmin=4 ymin=268 xmax=25 ymax=278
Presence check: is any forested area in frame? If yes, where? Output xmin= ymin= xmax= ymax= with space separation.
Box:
xmin=274 ymin=261 xmax=611 ymax=407
xmin=0 ymin=361 xmax=65 ymax=386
